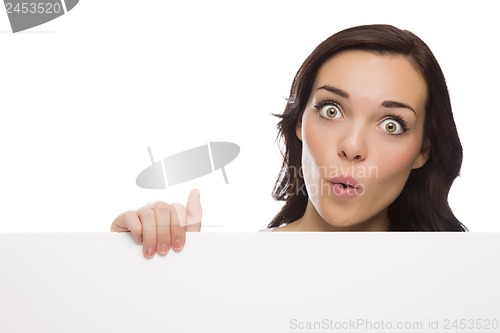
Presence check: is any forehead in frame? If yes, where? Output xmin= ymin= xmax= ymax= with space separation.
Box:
xmin=312 ymin=50 xmax=428 ymax=109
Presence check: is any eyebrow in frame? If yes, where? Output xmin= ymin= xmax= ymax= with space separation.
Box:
xmin=316 ymin=85 xmax=416 ymax=115
xmin=381 ymin=100 xmax=416 ymax=115
xmin=317 ymin=85 xmax=349 ymax=98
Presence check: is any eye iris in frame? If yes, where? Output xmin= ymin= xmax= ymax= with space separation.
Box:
xmin=386 ymin=122 xmax=397 ymax=132
xmin=326 ymin=106 xmax=337 ymax=118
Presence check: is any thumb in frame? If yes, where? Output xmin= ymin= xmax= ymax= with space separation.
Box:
xmin=185 ymin=188 xmax=202 ymax=231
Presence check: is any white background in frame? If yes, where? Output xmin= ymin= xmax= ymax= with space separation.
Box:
xmin=0 ymin=0 xmax=498 ymax=232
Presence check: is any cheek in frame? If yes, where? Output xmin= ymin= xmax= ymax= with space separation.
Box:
xmin=371 ymin=139 xmax=422 ymax=189
xmin=301 ymin=113 xmax=329 ymax=167
xmin=300 ymin=112 xmax=336 ymax=186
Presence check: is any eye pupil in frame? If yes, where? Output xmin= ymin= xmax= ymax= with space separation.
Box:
xmin=316 ymin=103 xmax=342 ymax=120
xmin=326 ymin=107 xmax=337 ymax=118
xmin=386 ymin=122 xmax=396 ymax=132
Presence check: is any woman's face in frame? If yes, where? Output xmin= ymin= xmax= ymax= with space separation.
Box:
xmin=296 ymin=50 xmax=429 ymax=231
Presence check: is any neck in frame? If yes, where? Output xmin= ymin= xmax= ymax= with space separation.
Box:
xmin=291 ymin=199 xmax=389 ymax=232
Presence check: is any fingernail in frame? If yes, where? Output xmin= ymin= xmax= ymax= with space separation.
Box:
xmin=158 ymin=243 xmax=170 ymax=255
xmin=145 ymin=248 xmax=154 ymax=258
xmin=173 ymin=238 xmax=183 ymax=251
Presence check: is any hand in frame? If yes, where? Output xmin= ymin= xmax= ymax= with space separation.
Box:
xmin=110 ymin=188 xmax=202 ymax=258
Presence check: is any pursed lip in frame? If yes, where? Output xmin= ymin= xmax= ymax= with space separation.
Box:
xmin=328 ymin=176 xmax=361 ymax=189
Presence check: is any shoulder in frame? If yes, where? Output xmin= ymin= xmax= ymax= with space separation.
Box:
xmin=258 ymin=227 xmax=276 ymax=232
xmin=258 ymin=223 xmax=295 ymax=232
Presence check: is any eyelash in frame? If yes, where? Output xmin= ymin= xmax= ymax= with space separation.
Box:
xmin=385 ymin=115 xmax=409 ymax=134
xmin=314 ymin=99 xmax=340 ymax=108
xmin=313 ymin=99 xmax=343 ymax=117
xmin=313 ymin=99 xmax=410 ymax=135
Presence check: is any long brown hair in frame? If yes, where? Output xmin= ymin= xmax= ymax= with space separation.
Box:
xmin=269 ymin=24 xmax=467 ymax=231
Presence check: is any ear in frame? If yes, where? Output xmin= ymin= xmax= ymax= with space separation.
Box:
xmin=295 ymin=120 xmax=302 ymax=141
xmin=412 ymin=138 xmax=431 ymax=169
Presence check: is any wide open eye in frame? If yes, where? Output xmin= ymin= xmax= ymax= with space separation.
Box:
xmin=379 ymin=117 xmax=407 ymax=135
xmin=316 ymin=102 xmax=343 ymax=120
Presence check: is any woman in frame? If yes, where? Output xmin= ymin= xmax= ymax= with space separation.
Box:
xmin=111 ymin=24 xmax=467 ymax=258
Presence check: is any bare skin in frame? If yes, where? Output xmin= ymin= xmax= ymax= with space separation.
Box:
xmin=275 ymin=50 xmax=430 ymax=232
xmin=111 ymin=189 xmax=201 ymax=258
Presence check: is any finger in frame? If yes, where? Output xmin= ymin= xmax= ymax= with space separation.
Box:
xmin=148 ymin=201 xmax=171 ymax=256
xmin=136 ymin=206 xmax=157 ymax=258
xmin=170 ymin=203 xmax=186 ymax=252
xmin=186 ymin=188 xmax=202 ymax=232
xmin=111 ymin=211 xmax=143 ymax=245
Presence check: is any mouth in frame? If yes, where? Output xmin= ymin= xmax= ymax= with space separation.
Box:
xmin=334 ymin=182 xmax=355 ymax=189
xmin=328 ymin=176 xmax=362 ymax=197
xmin=329 ymin=176 xmax=360 ymax=189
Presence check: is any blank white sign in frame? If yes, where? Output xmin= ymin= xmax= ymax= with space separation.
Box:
xmin=0 ymin=232 xmax=499 ymax=332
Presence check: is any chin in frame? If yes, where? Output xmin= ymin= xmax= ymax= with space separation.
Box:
xmin=319 ymin=211 xmax=361 ymax=230
xmin=323 ymin=208 xmax=388 ymax=231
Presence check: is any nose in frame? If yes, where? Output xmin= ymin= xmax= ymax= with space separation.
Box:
xmin=337 ymin=126 xmax=367 ymax=162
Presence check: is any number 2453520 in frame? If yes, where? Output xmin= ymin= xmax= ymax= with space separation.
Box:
xmin=5 ymin=2 xmax=62 ymax=14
